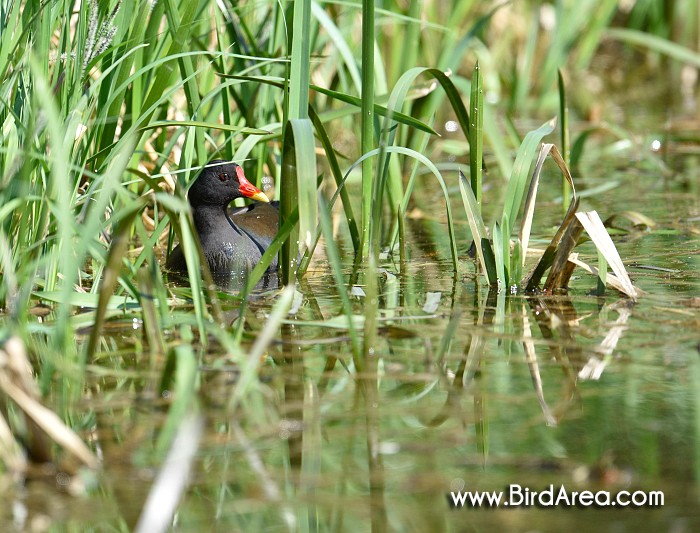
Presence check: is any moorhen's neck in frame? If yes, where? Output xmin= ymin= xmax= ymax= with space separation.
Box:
xmin=193 ymin=204 xmax=240 ymax=236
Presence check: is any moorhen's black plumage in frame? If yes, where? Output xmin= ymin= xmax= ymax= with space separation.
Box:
xmin=166 ymin=160 xmax=279 ymax=277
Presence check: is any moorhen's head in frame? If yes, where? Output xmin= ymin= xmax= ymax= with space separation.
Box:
xmin=187 ymin=160 xmax=269 ymax=207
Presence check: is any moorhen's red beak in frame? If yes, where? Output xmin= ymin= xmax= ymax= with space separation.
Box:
xmin=236 ymin=166 xmax=269 ymax=203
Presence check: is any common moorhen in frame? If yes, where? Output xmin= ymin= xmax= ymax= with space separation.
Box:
xmin=166 ymin=160 xmax=279 ymax=277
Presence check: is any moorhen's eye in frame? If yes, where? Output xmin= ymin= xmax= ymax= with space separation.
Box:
xmin=219 ymin=172 xmax=230 ymax=182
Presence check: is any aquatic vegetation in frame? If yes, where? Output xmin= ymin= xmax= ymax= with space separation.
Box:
xmin=0 ymin=0 xmax=698 ymax=530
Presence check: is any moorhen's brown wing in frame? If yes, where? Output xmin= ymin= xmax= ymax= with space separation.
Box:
xmin=228 ymin=201 xmax=279 ymax=251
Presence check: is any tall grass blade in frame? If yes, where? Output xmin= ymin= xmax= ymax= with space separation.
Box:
xmin=469 ymin=62 xmax=483 ymax=209
xmin=359 ymin=0 xmax=376 ymax=262
xmin=458 ymin=171 xmax=496 ymax=284
xmin=289 ymin=0 xmax=312 ymax=119
xmin=492 ymin=221 xmax=506 ymax=288
xmin=519 ymin=143 xmax=577 ymax=271
xmin=502 ymin=118 xmax=556 ymax=234
xmin=501 ymin=212 xmax=511 ymax=286
xmin=288 ymin=118 xmax=318 ymax=253
xmin=283 ymin=0 xmax=314 ymax=285
xmin=280 ymin=127 xmax=301 ymax=286
xmin=558 ymin=69 xmax=571 ymax=212
xmin=397 ymin=206 xmax=406 ymax=277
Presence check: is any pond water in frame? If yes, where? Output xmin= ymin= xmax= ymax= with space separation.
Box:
xmin=4 ymin=135 xmax=700 ymax=532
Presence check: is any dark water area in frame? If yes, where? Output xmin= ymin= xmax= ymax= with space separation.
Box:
xmin=3 ymin=128 xmax=700 ymax=533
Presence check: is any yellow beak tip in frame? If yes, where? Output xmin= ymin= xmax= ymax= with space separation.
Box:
xmin=250 ymin=191 xmax=270 ymax=203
